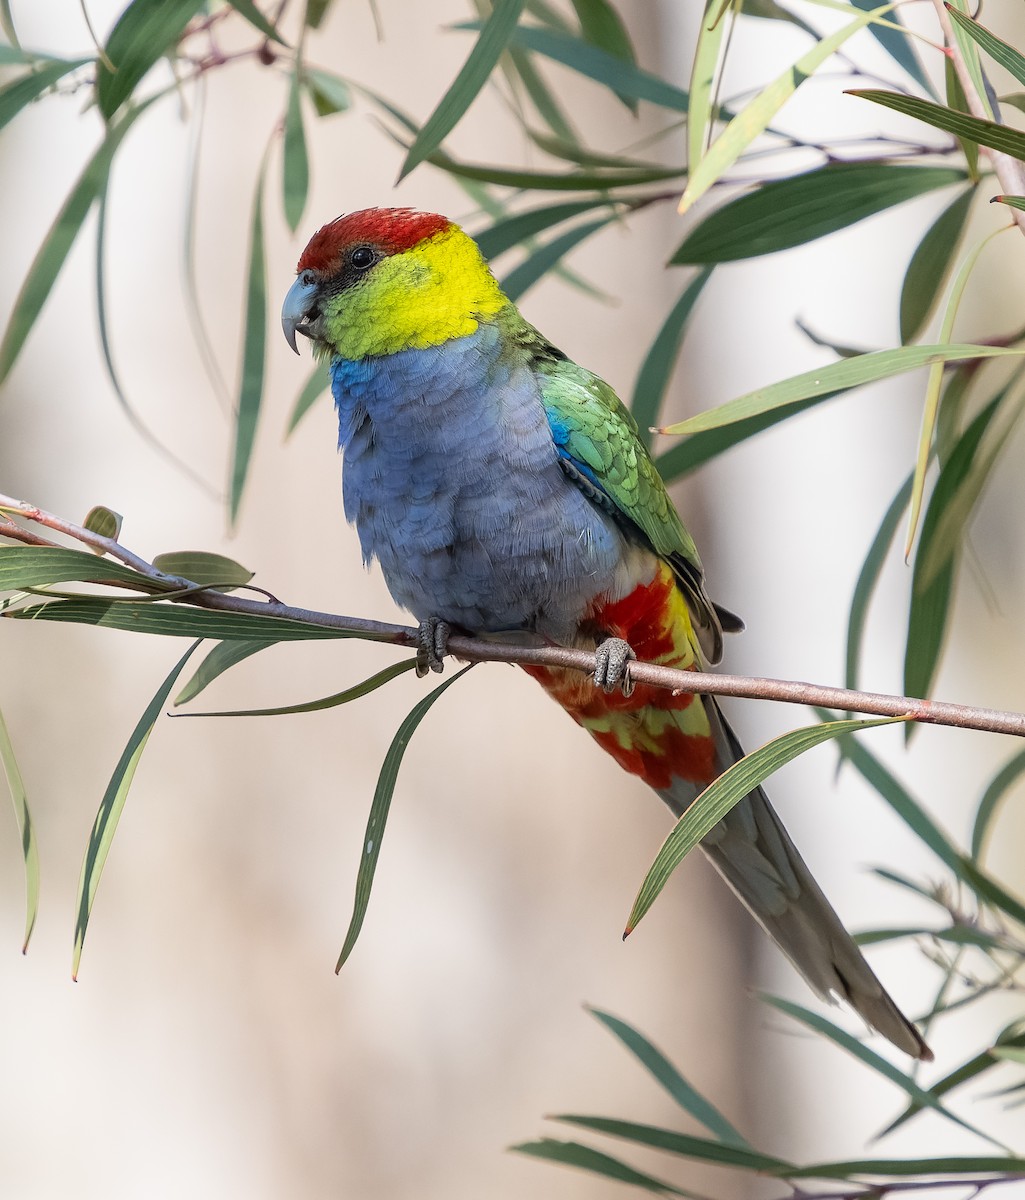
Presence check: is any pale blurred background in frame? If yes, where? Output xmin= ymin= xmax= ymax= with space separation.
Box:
xmin=1 ymin=3 xmax=1023 ymax=1198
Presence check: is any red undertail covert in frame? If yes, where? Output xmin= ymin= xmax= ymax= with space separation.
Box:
xmin=522 ymin=562 xmax=715 ymax=790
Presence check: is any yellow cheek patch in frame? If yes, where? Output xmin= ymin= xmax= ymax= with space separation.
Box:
xmin=326 ymin=226 xmax=508 ymax=359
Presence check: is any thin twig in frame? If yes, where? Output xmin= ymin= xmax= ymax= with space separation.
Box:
xmin=2 ymin=493 xmax=1025 ymax=738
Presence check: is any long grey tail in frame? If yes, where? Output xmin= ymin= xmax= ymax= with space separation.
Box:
xmin=659 ymin=699 xmax=932 ymax=1061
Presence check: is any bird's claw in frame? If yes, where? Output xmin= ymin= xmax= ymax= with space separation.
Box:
xmin=594 ymin=637 xmax=636 ymax=696
xmin=416 ymin=617 xmax=451 ymax=677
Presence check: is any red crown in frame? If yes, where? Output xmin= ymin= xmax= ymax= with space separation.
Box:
xmin=297 ymin=208 xmax=451 ymax=273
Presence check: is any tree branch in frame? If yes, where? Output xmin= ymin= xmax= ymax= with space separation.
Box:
xmin=2 ymin=492 xmax=1024 ymax=738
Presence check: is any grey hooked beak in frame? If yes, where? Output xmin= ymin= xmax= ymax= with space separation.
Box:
xmin=281 ymin=274 xmax=320 ymax=354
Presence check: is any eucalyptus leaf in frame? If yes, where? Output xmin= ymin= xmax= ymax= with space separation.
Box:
xmin=971 ymin=747 xmax=1025 ymax=861
xmin=850 ymin=89 xmax=1025 ymax=163
xmin=849 ymin=0 xmax=934 ymax=98
xmin=96 ymin=0 xmax=205 ymax=121
xmin=4 ymin=597 xmax=360 ymax=642
xmin=672 ymin=164 xmax=965 ymax=264
xmin=511 ymin=1139 xmax=689 ymax=1195
xmin=0 ymin=545 xmax=152 ymax=591
xmin=399 ymin=0 xmax=525 ymax=181
xmin=0 ymin=95 xmax=161 ymax=384
xmin=283 ymin=65 xmax=309 ymax=231
xmin=225 ymin=0 xmax=289 ymax=45
xmin=336 ymin=665 xmax=473 ymax=969
xmin=181 ymin=658 xmax=416 ymax=717
xmin=0 ymin=702 xmax=39 ymax=951
xmin=151 ymin=551 xmax=254 ymax=589
xmin=659 ymin=345 xmax=1023 ymax=436
xmin=589 ymin=1008 xmax=749 ymax=1147
xmin=72 ymin=642 xmax=201 ymax=978
xmin=83 ymin=505 xmax=124 ymax=545
xmin=500 ymin=214 xmax=617 ymax=300
xmin=679 ymin=5 xmax=890 ymax=213
xmin=626 ymin=717 xmax=898 ymax=933
xmin=286 ymin=361 xmax=331 ymax=435
xmin=688 ymin=0 xmax=730 ymax=175
xmin=304 ymin=67 xmax=351 ymax=116
xmin=900 ymin=187 xmax=975 ymax=344
xmin=474 ymin=198 xmax=620 ymax=260
xmin=631 ymin=269 xmax=714 ymax=448
xmin=0 ymin=56 xmax=89 ymax=133
xmin=554 ymin=1115 xmax=791 ymax=1172
xmin=230 ymin=146 xmax=270 ymax=527
xmin=174 ymin=639 xmax=275 ymax=706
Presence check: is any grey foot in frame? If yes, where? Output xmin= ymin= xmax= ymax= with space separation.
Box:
xmin=416 ymin=617 xmax=451 ymax=678
xmin=594 ymin=637 xmax=636 ymax=696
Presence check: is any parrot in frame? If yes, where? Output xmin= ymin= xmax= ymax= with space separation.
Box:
xmin=281 ymin=206 xmax=931 ymax=1061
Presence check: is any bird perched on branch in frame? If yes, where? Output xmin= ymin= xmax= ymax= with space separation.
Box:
xmin=282 ymin=206 xmax=931 ymax=1060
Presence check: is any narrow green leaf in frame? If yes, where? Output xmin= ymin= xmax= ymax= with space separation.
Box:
xmin=173 ymin=639 xmax=274 ymax=706
xmin=589 ymin=1008 xmax=749 ymax=1147
xmin=972 ymin=748 xmax=1025 ymax=861
xmin=497 ymin=22 xmax=689 ymax=111
xmin=993 ymin=194 xmax=1025 ymax=212
xmin=83 ymin=505 xmax=124 ymax=545
xmin=945 ymin=57 xmax=980 ymax=182
xmin=947 ymin=10 xmax=1025 ymax=88
xmin=762 ymin=996 xmax=993 ymax=1142
xmin=428 ymin=148 xmax=684 ymax=190
xmin=904 ymin=226 xmax=1008 ymax=559
xmin=917 ymin=389 xmax=1019 ymax=589
xmin=991 ymin=1048 xmax=1025 ymax=1065
xmin=947 ymin=2 xmax=995 ymax=119
xmin=849 ymin=0 xmax=934 ymax=98
xmin=0 ymin=96 xmax=159 ymax=385
xmin=688 ymin=1 xmax=730 ymax=175
xmin=511 ymin=1139 xmax=688 ymax=1195
xmin=0 ymin=702 xmax=39 ymax=951
xmin=225 ymin=0 xmax=289 ymax=45
xmin=833 ymin=731 xmax=1025 ymax=927
xmin=855 ymin=925 xmax=1017 ymax=952
xmin=286 ymin=361 xmax=331 ymax=434
xmin=304 ymin=67 xmax=351 ymax=116
xmin=845 ymin=474 xmax=912 ymax=693
xmin=0 ymin=545 xmax=151 ymax=591
xmin=570 ymin=0 xmax=638 ymax=112
xmin=505 ymin=45 xmax=576 ymax=141
xmin=554 ymin=1116 xmax=791 ymax=1172
xmin=850 ymin=89 xmax=1025 ymax=162
xmin=680 ymin=5 xmax=891 ymax=212
xmin=0 ymin=2 xmax=20 ymax=48
xmin=282 ymin=65 xmax=309 ymax=231
xmin=336 ymin=665 xmax=472 ymax=969
xmin=151 ymin=551 xmax=254 ymax=589
xmin=659 ymin=345 xmax=1023 ymax=436
xmin=673 ymin=164 xmax=965 ymax=264
xmin=230 ymin=147 xmax=270 ymax=527
xmin=0 ymin=56 xmax=89 ymax=133
xmin=883 ymin=1026 xmax=1025 ymax=1137
xmin=305 ymin=0 xmax=335 ymax=29
xmin=96 ymin=0 xmax=205 ymax=121
xmin=72 ymin=642 xmax=201 ymax=978
xmin=500 ymin=214 xmax=616 ymax=301
xmin=4 ymin=597 xmax=359 ymax=642
xmin=655 ymin=396 xmax=823 ymax=483
xmin=900 ymin=186 xmax=975 ymax=343
xmin=905 ymin=394 xmax=1002 ymax=703
xmin=474 ymin=198 xmax=619 ymax=260
xmin=787 ymin=1155 xmax=1025 ymax=1180
xmin=631 ymin=269 xmax=714 ymax=449
xmin=399 ymin=0 xmax=526 ymax=181
xmin=181 ymin=657 xmax=416 ymax=716
xmin=526 ymin=128 xmax=656 ymax=169
xmin=626 ymin=718 xmax=898 ymax=933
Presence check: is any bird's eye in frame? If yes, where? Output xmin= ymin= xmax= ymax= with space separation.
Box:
xmin=300 ymin=269 xmax=317 ymax=287
xmin=350 ymin=246 xmax=375 ymax=270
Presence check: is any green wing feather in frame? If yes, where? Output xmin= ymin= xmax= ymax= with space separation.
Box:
xmin=534 ymin=346 xmax=730 ymax=663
